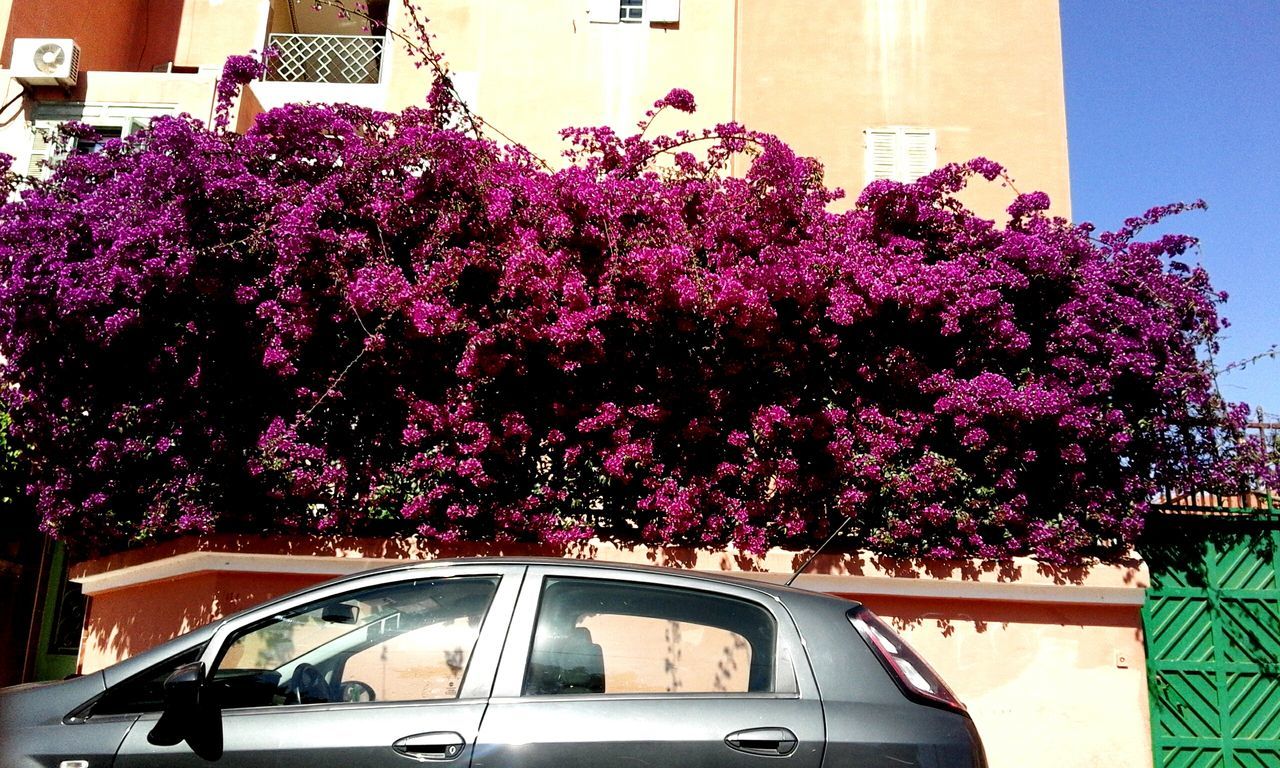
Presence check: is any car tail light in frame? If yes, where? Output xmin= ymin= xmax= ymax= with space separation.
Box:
xmin=849 ymin=606 xmax=967 ymax=714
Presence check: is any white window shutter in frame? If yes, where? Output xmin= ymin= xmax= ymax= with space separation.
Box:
xmin=865 ymin=129 xmax=899 ymax=183
xmin=648 ymin=0 xmax=680 ymax=23
xmin=26 ymin=126 xmax=65 ymax=179
xmin=902 ymin=129 xmax=936 ymax=181
xmin=588 ymin=0 xmax=620 ymax=23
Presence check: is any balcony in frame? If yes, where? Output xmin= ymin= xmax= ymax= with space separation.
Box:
xmin=265 ymin=33 xmax=385 ymax=85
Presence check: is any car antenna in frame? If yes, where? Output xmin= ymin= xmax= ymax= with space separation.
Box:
xmin=785 ymin=511 xmax=854 ymax=587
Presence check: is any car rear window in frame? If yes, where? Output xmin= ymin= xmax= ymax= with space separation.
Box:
xmin=523 ymin=577 xmax=777 ymax=696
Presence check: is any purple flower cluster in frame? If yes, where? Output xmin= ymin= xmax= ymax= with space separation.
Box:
xmin=655 ymin=88 xmax=697 ymax=114
xmin=0 ymin=91 xmax=1270 ymax=563
xmin=213 ymin=54 xmax=267 ymax=131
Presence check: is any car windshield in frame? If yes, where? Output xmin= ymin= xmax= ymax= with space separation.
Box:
xmin=217 ymin=576 xmax=498 ymax=677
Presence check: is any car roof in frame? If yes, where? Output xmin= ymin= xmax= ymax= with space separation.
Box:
xmin=341 ymin=555 xmax=858 ymax=607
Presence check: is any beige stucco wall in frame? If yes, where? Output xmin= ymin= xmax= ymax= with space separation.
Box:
xmin=864 ymin=595 xmax=1148 ymax=768
xmin=735 ymin=0 xmax=1071 ymax=218
xmin=383 ymin=0 xmax=1071 ymax=219
xmin=172 ymin=0 xmax=271 ymax=69
xmin=379 ymin=0 xmax=738 ymax=161
xmin=5 ymin=1 xmax=1070 ymax=224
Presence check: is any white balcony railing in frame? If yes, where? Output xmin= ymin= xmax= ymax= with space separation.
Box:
xmin=266 ymin=33 xmax=384 ymax=85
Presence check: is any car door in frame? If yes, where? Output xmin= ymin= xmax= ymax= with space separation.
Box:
xmin=113 ymin=563 xmax=524 ymax=768
xmin=473 ymin=565 xmax=825 ymax=768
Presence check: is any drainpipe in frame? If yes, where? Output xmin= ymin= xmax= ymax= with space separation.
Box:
xmin=20 ymin=535 xmax=51 ymax=682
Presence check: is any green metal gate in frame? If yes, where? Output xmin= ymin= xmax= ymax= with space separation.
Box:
xmin=1144 ymin=517 xmax=1280 ymax=768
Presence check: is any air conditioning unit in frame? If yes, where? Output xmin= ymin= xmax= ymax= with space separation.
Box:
xmin=11 ymin=38 xmax=81 ymax=87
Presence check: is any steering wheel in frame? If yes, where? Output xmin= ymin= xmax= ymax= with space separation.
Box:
xmin=287 ymin=663 xmax=331 ymax=704
xmin=338 ymin=680 xmax=376 ymax=703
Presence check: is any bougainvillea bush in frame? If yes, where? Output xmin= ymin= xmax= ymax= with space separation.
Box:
xmin=0 ymin=73 xmax=1269 ymax=563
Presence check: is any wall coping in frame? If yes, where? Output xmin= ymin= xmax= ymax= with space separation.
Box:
xmin=71 ymin=534 xmax=1149 ymax=606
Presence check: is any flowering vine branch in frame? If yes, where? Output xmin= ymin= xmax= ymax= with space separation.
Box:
xmin=0 ymin=14 xmax=1271 ymax=564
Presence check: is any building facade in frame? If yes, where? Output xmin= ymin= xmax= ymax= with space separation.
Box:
xmin=0 ymin=0 xmax=1070 ymax=218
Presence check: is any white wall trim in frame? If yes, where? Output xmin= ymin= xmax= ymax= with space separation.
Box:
xmin=745 ymin=572 xmax=1147 ymax=606
xmin=73 ymin=551 xmax=1147 ymax=606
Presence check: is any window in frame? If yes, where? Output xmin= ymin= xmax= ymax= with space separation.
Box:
xmin=70 ymin=125 xmax=125 ymax=155
xmin=523 ymin=578 xmax=776 ymax=696
xmin=864 ymin=127 xmax=937 ymax=184
xmin=210 ymin=576 xmax=499 ymax=708
xmin=587 ymin=0 xmax=679 ymax=25
xmin=26 ymin=102 xmax=171 ymax=179
xmin=90 ymin=646 xmax=205 ymax=716
xmin=619 ymin=0 xmax=644 ymax=22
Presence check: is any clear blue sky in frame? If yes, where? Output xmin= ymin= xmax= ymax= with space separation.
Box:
xmin=1060 ymin=1 xmax=1280 ymax=419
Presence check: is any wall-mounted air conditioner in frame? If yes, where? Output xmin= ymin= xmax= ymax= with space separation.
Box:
xmin=11 ymin=38 xmax=81 ymax=87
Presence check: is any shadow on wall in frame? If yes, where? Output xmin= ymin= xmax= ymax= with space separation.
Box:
xmin=73 ymin=530 xmax=1150 ymax=671
xmin=81 ymin=571 xmax=329 ymax=668
xmin=857 ymin=594 xmax=1145 ymax=696
xmin=863 ymin=595 xmax=1143 ymax=635
xmin=794 ymin=550 xmax=1147 ymax=588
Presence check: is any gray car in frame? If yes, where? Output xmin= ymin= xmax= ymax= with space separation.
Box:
xmin=0 ymin=558 xmax=986 ymax=767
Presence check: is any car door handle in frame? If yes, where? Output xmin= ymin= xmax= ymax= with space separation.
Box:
xmin=725 ymin=727 xmax=798 ymax=756
xmin=392 ymin=731 xmax=467 ymax=762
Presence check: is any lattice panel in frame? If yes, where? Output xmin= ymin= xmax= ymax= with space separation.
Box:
xmin=1211 ymin=543 xmax=1276 ymax=591
xmin=1148 ymin=597 xmax=1215 ymax=663
xmin=1153 ymin=670 xmax=1222 ymax=739
xmin=1225 ymin=672 xmax=1280 ymax=740
xmin=1217 ymin=598 xmax=1280 ymax=663
xmin=1157 ymin=746 xmax=1226 ymax=768
xmin=1146 ymin=530 xmax=1280 ymax=768
xmin=266 ymin=34 xmax=384 ymax=84
xmin=1231 ymin=748 xmax=1280 ymax=768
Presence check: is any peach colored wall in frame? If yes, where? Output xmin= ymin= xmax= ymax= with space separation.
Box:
xmin=735 ymin=0 xmax=1071 ymax=219
xmin=7 ymin=0 xmax=146 ymax=72
xmin=4 ymin=0 xmax=165 ymax=73
xmin=71 ymin=70 xmax=219 ymax=114
xmin=378 ymin=0 xmax=738 ymax=163
xmin=856 ymin=595 xmax=1149 ymax=768
xmin=235 ymin=0 xmax=1070 ymax=224
xmin=6 ymin=1 xmax=1069 ymax=226
xmin=3 ymin=0 xmax=267 ymax=73
xmin=172 ymin=0 xmax=271 ymax=69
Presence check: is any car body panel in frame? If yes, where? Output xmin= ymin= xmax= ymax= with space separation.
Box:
xmin=0 ymin=672 xmax=117 ymax=768
xmin=0 ymin=557 xmax=986 ymax=768
xmin=115 ymin=699 xmax=490 ymax=767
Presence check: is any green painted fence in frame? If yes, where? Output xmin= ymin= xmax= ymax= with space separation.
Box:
xmin=1144 ymin=518 xmax=1280 ymax=768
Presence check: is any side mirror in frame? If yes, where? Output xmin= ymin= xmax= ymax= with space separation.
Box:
xmin=148 ymin=661 xmax=222 ymax=759
xmin=321 ymin=603 xmax=359 ymax=624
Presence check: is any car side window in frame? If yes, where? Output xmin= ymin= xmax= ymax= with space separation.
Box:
xmin=210 ymin=576 xmax=499 ymax=708
xmin=522 ymin=577 xmax=776 ymax=696
xmin=90 ymin=646 xmax=205 ymax=716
